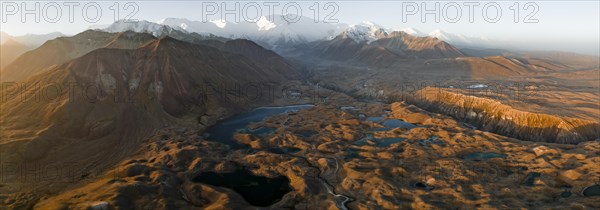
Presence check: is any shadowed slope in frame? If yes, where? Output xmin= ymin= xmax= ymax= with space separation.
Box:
xmin=0 ymin=37 xmax=299 ymax=195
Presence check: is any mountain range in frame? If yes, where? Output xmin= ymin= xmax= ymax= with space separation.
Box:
xmin=3 ymin=17 xmax=597 ymax=82
xmin=85 ymin=16 xmax=501 ymax=51
xmin=0 ymin=32 xmax=66 ymax=68
xmin=0 ymin=31 xmax=65 ymax=47
xmin=294 ymin=30 xmax=464 ymax=65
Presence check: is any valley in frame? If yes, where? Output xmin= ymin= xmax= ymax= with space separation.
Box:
xmin=0 ymin=15 xmax=599 ymax=210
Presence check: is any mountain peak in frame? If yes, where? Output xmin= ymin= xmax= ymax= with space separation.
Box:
xmin=342 ymin=21 xmax=388 ymax=43
xmin=102 ymin=20 xmax=186 ymax=37
xmin=394 ymin=28 xmax=424 ymax=36
xmin=357 ymin=21 xmax=383 ymax=28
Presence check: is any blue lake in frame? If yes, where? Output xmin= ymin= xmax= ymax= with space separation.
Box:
xmin=582 ymin=184 xmax=600 ymax=197
xmin=240 ymin=127 xmax=276 ymax=136
xmin=355 ymin=137 xmax=406 ymax=147
xmin=204 ymin=105 xmax=314 ymax=149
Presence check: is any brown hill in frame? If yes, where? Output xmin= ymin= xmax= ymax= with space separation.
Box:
xmin=456 ymin=55 xmax=574 ymax=79
xmin=515 ymin=51 xmax=600 ymax=69
xmin=0 ymin=37 xmax=299 ymax=192
xmin=370 ymin=31 xmax=464 ymax=58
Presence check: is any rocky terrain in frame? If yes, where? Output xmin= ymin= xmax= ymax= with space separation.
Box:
xmin=0 ymin=33 xmax=305 ymax=209
xmin=407 ymin=87 xmax=599 ymax=144
xmin=5 ymin=95 xmax=598 ymax=209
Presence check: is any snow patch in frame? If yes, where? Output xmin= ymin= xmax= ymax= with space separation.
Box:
xmin=179 ymin=23 xmax=188 ymax=30
xmin=256 ymin=16 xmax=276 ymax=31
xmin=100 ymin=20 xmax=185 ymax=37
xmin=210 ymin=19 xmax=227 ymax=28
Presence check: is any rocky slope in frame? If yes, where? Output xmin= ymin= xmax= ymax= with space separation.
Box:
xmin=407 ymin=87 xmax=600 ymax=144
xmin=0 ymin=37 xmax=301 ymax=202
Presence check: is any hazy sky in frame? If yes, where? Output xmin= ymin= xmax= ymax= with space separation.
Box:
xmin=1 ymin=1 xmax=598 ymax=55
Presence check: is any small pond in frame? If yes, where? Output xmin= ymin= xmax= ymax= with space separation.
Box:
xmin=582 ymin=184 xmax=600 ymax=197
xmin=370 ymin=119 xmax=417 ymax=131
xmin=355 ymin=137 xmax=406 ymax=147
xmin=383 ymin=119 xmax=417 ymax=129
xmin=295 ymin=130 xmax=317 ymax=138
xmin=268 ymin=147 xmax=302 ymax=154
xmin=192 ymin=169 xmax=292 ymax=206
xmin=345 ymin=148 xmax=362 ymax=159
xmin=340 ymin=106 xmax=358 ymax=111
xmin=462 ymin=153 xmax=507 ymax=160
xmin=523 ymin=172 xmax=541 ymax=186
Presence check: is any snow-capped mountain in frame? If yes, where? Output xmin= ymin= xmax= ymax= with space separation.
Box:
xmin=158 ymin=15 xmax=347 ymax=49
xmin=99 ymin=20 xmax=186 ymax=37
xmin=342 ymin=21 xmax=388 ymax=43
xmin=254 ymin=15 xmax=347 ymax=47
xmin=93 ymin=17 xmax=504 ymax=51
xmin=340 ymin=21 xmax=432 ymax=43
xmin=157 ymin=18 xmax=228 ymax=36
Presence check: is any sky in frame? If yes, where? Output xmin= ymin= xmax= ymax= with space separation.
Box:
xmin=1 ymin=0 xmax=599 ymax=55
